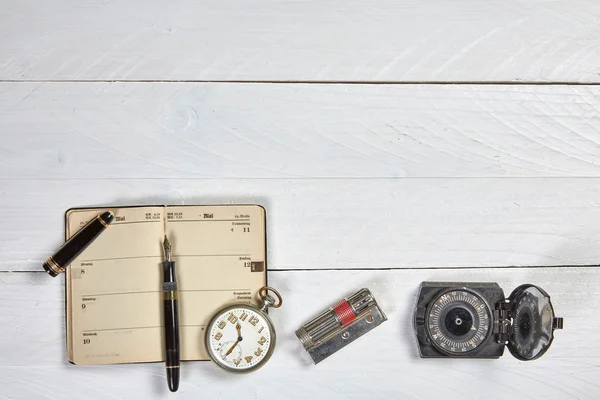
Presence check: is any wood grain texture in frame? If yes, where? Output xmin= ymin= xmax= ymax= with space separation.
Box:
xmin=3 ymin=2 xmax=600 ymax=397
xmin=1 ymin=268 xmax=598 ymax=399
xmin=2 ymin=0 xmax=600 ymax=82
xmin=2 ymin=82 xmax=600 ymax=179
xmin=2 ymin=178 xmax=600 ymax=272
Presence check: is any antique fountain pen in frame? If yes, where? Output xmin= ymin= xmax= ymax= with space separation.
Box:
xmin=162 ymin=236 xmax=180 ymax=392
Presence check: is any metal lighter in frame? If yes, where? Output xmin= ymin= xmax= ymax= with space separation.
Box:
xmin=295 ymin=288 xmax=387 ymax=364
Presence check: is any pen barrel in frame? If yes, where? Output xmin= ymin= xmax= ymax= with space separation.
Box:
xmin=163 ymin=292 xmax=180 ymax=365
xmin=163 ymin=292 xmax=180 ymax=392
xmin=43 ymin=211 xmax=114 ymax=277
xmin=162 ymin=261 xmax=180 ymax=392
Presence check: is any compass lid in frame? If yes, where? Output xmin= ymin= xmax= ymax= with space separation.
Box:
xmin=505 ymin=284 xmax=563 ymax=361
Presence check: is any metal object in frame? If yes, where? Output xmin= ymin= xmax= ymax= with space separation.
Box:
xmin=425 ymin=288 xmax=491 ymax=355
xmin=295 ymin=288 xmax=387 ymax=364
xmin=205 ymin=286 xmax=282 ymax=373
xmin=413 ymin=282 xmax=564 ymax=360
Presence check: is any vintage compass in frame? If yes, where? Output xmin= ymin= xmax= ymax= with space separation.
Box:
xmin=414 ymin=282 xmax=563 ymax=360
xmin=205 ymin=286 xmax=282 ymax=373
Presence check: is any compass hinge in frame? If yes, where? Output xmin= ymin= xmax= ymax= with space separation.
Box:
xmin=493 ymin=302 xmax=512 ymax=343
xmin=553 ymin=317 xmax=564 ymax=330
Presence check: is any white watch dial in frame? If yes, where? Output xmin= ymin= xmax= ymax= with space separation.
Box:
xmin=207 ymin=306 xmax=274 ymax=372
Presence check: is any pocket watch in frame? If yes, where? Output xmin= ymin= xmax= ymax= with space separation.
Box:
xmin=205 ymin=286 xmax=283 ymax=373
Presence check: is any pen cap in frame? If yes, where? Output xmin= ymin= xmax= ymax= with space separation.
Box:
xmin=43 ymin=211 xmax=114 ymax=277
xmin=43 ymin=258 xmax=64 ymax=277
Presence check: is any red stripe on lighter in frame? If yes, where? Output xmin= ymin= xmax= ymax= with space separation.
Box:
xmin=332 ymin=300 xmax=356 ymax=326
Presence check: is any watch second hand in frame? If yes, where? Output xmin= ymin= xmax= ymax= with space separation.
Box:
xmin=225 ymin=323 xmax=243 ymax=356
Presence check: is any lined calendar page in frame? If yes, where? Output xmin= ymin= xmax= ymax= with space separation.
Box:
xmin=66 ymin=205 xmax=266 ymax=365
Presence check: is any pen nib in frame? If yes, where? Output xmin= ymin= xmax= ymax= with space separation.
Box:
xmin=163 ymin=235 xmax=172 ymax=262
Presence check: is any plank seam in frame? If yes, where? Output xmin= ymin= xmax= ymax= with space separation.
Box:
xmin=3 ymin=177 xmax=600 ymax=181
xmin=3 ymin=264 xmax=599 ymax=274
xmin=1 ymin=80 xmax=600 ymax=86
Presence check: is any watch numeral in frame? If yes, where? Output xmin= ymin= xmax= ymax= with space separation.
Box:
xmin=218 ymin=320 xmax=227 ymax=329
xmin=249 ymin=316 xmax=259 ymax=326
xmin=240 ymin=312 xmax=248 ymax=321
xmin=228 ymin=313 xmax=238 ymax=324
xmin=244 ymin=356 xmax=253 ymax=363
xmin=258 ymin=336 xmax=266 ymax=346
xmin=214 ymin=332 xmax=223 ymax=341
xmin=234 ymin=359 xmax=241 ymax=366
xmin=254 ymin=348 xmax=263 ymax=357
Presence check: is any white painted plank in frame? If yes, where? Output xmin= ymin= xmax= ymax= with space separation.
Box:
xmin=1 ymin=268 xmax=598 ymax=399
xmin=2 ymin=0 xmax=600 ymax=82
xmin=2 ymin=82 xmax=600 ymax=179
xmin=3 ymin=178 xmax=600 ymax=272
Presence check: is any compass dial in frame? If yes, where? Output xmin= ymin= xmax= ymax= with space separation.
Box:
xmin=426 ymin=289 xmax=491 ymax=355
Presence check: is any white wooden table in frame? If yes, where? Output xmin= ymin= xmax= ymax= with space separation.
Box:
xmin=2 ymin=1 xmax=600 ymax=398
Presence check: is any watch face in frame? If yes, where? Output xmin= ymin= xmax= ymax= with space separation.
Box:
xmin=206 ymin=305 xmax=275 ymax=373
